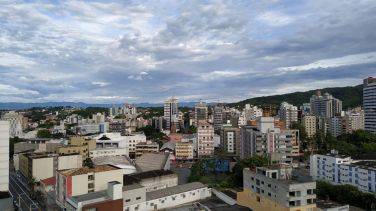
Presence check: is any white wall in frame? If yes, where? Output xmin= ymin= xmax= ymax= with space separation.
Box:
xmin=58 ymin=155 xmax=82 ymax=170
xmin=33 ymin=158 xmax=54 ymax=181
xmin=0 ymin=121 xmax=9 ymax=191
xmin=94 ymin=169 xmax=123 ymax=192
xmin=72 ymin=174 xmax=89 ymax=196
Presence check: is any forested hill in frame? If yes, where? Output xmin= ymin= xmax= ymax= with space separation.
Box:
xmin=229 ymin=84 xmax=363 ymax=110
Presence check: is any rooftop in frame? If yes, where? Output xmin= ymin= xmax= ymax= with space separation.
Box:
xmin=136 ymin=142 xmax=158 ymax=146
xmin=146 ymin=182 xmax=206 ymax=200
xmin=314 ymin=199 xmax=348 ymax=210
xmin=160 ymin=142 xmax=176 ymax=150
xmin=343 ymin=161 xmax=376 ymax=171
xmin=92 ymin=156 xmax=134 ymax=168
xmin=122 ymin=183 xmax=144 ymax=191
xmin=22 ymin=152 xmax=79 ymax=159
xmin=135 ymin=153 xmax=169 ymax=172
xmin=0 ymin=191 xmax=12 ymax=199
xmin=123 ymin=170 xmax=174 ymax=185
xmin=41 ymin=176 xmax=56 ymax=186
xmin=58 ymin=165 xmax=119 ymax=177
xmin=69 ymin=190 xmax=108 ymax=203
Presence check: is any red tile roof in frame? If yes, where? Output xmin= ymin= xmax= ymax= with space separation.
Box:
xmin=41 ymin=176 xmax=56 ymax=186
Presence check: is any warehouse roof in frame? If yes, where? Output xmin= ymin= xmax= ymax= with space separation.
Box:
xmin=146 ymin=182 xmax=206 ymax=200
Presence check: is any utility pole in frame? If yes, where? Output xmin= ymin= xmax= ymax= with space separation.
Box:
xmin=18 ymin=193 xmax=25 ymax=210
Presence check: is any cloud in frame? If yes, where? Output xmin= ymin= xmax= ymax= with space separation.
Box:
xmin=0 ymin=0 xmax=375 ymax=103
xmin=128 ymin=75 xmax=142 ymax=80
xmin=92 ymin=82 xmax=111 ymax=86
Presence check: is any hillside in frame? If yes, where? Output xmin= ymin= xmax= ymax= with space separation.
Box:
xmin=229 ymin=84 xmax=363 ymax=110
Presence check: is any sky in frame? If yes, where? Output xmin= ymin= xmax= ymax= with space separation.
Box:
xmin=0 ymin=0 xmax=375 ymax=104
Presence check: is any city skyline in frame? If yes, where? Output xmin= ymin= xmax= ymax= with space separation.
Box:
xmin=0 ymin=0 xmax=375 ymax=104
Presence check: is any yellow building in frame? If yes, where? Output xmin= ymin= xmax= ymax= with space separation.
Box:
xmin=69 ymin=137 xmax=96 ymax=150
xmin=54 ymin=137 xmax=96 ymax=162
xmin=281 ymin=129 xmax=300 ymax=157
xmin=302 ymin=116 xmax=316 ymax=138
xmin=238 ymin=167 xmax=316 ymax=211
xmin=175 ymin=138 xmax=194 ymax=159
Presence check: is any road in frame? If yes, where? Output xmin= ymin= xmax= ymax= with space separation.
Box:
xmin=9 ymin=176 xmax=46 ymax=211
xmin=171 ymin=167 xmax=191 ymax=185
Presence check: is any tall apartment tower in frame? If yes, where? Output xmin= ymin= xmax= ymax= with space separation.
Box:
xmin=108 ymin=106 xmax=118 ymax=117
xmin=278 ymin=102 xmax=298 ymax=129
xmin=364 ymin=77 xmax=376 ymax=134
xmin=213 ymin=106 xmax=223 ymax=131
xmin=195 ymin=99 xmax=208 ymax=124
xmin=197 ymin=120 xmax=214 ymax=158
xmin=310 ymin=91 xmax=342 ymax=117
xmin=164 ymin=95 xmax=179 ymax=130
xmin=1 ymin=110 xmax=23 ymax=137
xmin=0 ymin=121 xmax=9 ymax=191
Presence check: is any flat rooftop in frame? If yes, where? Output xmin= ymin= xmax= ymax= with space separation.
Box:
xmin=58 ymin=165 xmax=119 ymax=177
xmin=69 ymin=190 xmax=108 ymax=203
xmin=135 ymin=153 xmax=169 ymax=172
xmin=122 ymin=183 xmax=144 ymax=191
xmin=146 ymin=182 xmax=206 ymax=200
xmin=123 ymin=170 xmax=174 ymax=185
xmin=314 ymin=199 xmax=347 ymax=210
xmin=0 ymin=191 xmax=12 ymax=199
xmin=22 ymin=152 xmax=79 ymax=159
xmin=343 ymin=161 xmax=376 ymax=171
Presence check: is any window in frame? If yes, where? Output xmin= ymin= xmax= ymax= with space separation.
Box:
xmin=268 ymin=192 xmax=271 ymax=196
xmin=136 ymin=197 xmax=141 ymax=200
xmin=125 ymin=199 xmax=130 ymax=202
xmin=150 ymin=203 xmax=154 ymax=206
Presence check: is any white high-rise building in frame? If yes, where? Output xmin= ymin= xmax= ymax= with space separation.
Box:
xmin=164 ymin=95 xmax=178 ymax=130
xmin=195 ymin=99 xmax=208 ymax=124
xmin=244 ymin=104 xmax=263 ymax=121
xmin=0 ymin=121 xmax=9 ymax=191
xmin=364 ymin=77 xmax=376 ymax=134
xmin=1 ymin=110 xmax=23 ymax=137
xmin=278 ymin=102 xmax=298 ymax=129
xmin=92 ymin=113 xmax=105 ymax=123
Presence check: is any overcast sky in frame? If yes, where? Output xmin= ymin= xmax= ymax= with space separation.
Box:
xmin=0 ymin=0 xmax=375 ymax=104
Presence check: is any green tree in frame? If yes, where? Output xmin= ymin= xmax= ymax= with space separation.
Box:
xmin=83 ymin=158 xmax=94 ymax=168
xmin=9 ymin=137 xmax=22 ymax=157
xmin=290 ymin=121 xmax=308 ymax=141
xmin=52 ymin=132 xmax=64 ymax=139
xmin=214 ymin=148 xmax=230 ymax=176
xmin=324 ymin=131 xmax=336 ymax=150
xmin=214 ymin=129 xmax=221 ymax=135
xmin=358 ymin=142 xmax=376 ymax=154
xmin=199 ymin=176 xmax=211 ymax=184
xmin=37 ymin=129 xmax=51 ymax=138
xmin=28 ymin=177 xmax=36 ymax=188
xmin=229 ymin=155 xmax=268 ymax=187
xmin=314 ymin=131 xmax=325 ymax=151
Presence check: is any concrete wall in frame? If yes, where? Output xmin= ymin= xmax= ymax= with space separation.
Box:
xmin=122 ymin=186 xmax=146 ymax=208
xmin=212 ymin=188 xmax=236 ymax=205
xmin=94 ymin=169 xmax=123 ymax=192
xmin=0 ymin=196 xmax=13 ymax=211
xmin=72 ymin=174 xmax=89 ymax=196
xmin=140 ymin=173 xmax=178 ymax=192
xmin=33 ymin=158 xmax=54 ymax=181
xmin=13 ymin=154 xmax=19 ymax=171
xmin=58 ymin=155 xmax=82 ymax=170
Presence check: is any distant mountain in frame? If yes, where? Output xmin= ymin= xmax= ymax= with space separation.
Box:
xmin=0 ymin=101 xmax=220 ymax=110
xmin=228 ymin=84 xmax=363 ymax=110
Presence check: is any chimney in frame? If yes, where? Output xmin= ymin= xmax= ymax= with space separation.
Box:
xmin=107 ymin=181 xmax=122 ymax=200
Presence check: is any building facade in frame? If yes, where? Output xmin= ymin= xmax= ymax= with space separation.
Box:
xmin=302 ymin=115 xmax=316 ymax=138
xmin=195 ymin=99 xmax=208 ymax=124
xmin=135 ymin=141 xmax=159 ymax=158
xmin=89 ymin=147 xmax=128 ymax=159
xmin=1 ymin=110 xmax=23 ymax=137
xmin=279 ymin=102 xmax=298 ymax=129
xmin=363 ymin=77 xmax=376 ymax=134
xmin=164 ymin=95 xmax=179 ymax=130
xmin=310 ymin=92 xmax=342 ymax=118
xmin=197 ymin=120 xmax=214 ymax=158
xmin=221 ymin=126 xmax=240 ymax=156
xmin=175 ymin=138 xmax=194 ymax=159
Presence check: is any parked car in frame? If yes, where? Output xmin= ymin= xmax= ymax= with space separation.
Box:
xmin=305 ymin=165 xmax=310 ymax=169
xmin=29 ymin=194 xmax=36 ymax=200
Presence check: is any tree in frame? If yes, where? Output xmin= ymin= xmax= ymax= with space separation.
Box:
xmin=52 ymin=132 xmax=64 ymax=139
xmin=324 ymin=131 xmax=336 ymax=150
xmin=229 ymin=155 xmax=268 ymax=187
xmin=314 ymin=131 xmax=325 ymax=151
xmin=66 ymin=129 xmax=76 ymax=135
xmin=214 ymin=129 xmax=221 ymax=135
xmin=37 ymin=129 xmax=51 ymax=138
xmin=9 ymin=137 xmax=22 ymax=157
xmin=199 ymin=176 xmax=211 ymax=184
xmin=214 ymin=149 xmax=230 ymax=176
xmin=28 ymin=177 xmax=36 ymax=188
xmin=83 ymin=158 xmax=94 ymax=168
xmin=290 ymin=121 xmax=308 ymax=141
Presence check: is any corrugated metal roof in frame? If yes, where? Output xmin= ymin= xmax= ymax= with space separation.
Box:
xmin=146 ymin=182 xmax=206 ymax=200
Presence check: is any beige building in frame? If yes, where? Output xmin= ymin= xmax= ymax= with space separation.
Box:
xmin=175 ymin=138 xmax=194 ymax=159
xmin=56 ymin=165 xmax=123 ymax=209
xmin=281 ymin=129 xmax=299 ymax=157
xmin=302 ymin=115 xmax=316 ymax=138
xmin=221 ymin=126 xmax=240 ymax=156
xmin=197 ymin=120 xmax=214 ymax=158
xmin=135 ymin=141 xmax=159 ymax=158
xmin=1 ymin=110 xmax=23 ymax=137
xmin=18 ymin=152 xmax=82 ymax=181
xmin=55 ymin=137 xmax=96 ymax=161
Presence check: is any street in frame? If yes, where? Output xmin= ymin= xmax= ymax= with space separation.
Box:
xmin=9 ymin=176 xmax=46 ymax=211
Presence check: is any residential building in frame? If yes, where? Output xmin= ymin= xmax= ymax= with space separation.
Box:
xmin=244 ymin=104 xmax=263 ymax=121
xmin=22 ymin=116 xmax=28 ymax=129
xmin=109 ymin=106 xmax=119 ymax=117
xmin=310 ymin=152 xmax=376 ymax=193
xmin=175 ymin=138 xmax=194 ymax=160
xmin=56 ymin=165 xmax=123 ymax=208
xmin=213 ymin=107 xmax=223 ymax=131
xmin=363 ymin=77 xmax=376 ymax=134
xmin=55 ymin=137 xmax=96 ymax=161
xmin=1 ymin=110 xmax=23 ymax=137
xmin=262 ymin=104 xmax=277 ymax=117
xmin=66 ymin=181 xmax=124 ymax=211
xmin=108 ymin=122 xmax=127 ymax=135
xmin=240 ymin=125 xmax=257 ymax=158
xmin=195 ymin=99 xmax=208 ymax=124
xmin=160 ymin=142 xmax=175 ymax=155
xmin=94 ymin=132 xmax=146 ymax=156
xmin=39 ymin=176 xmax=57 ymax=205
xmin=120 ymin=104 xmax=137 ymax=116
xmin=221 ymin=126 xmax=240 ymax=156
xmin=19 ymin=152 xmax=82 ymax=181
xmin=92 ymin=113 xmax=105 ymax=123
xmin=238 ymin=165 xmax=316 ymax=211
xmin=0 ymin=121 xmax=12 ymax=211
xmin=135 ymin=153 xmax=170 ymax=172
xmin=281 ymin=129 xmax=299 ymax=158
xmin=321 ymin=117 xmax=333 ymax=135
xmin=171 ymin=113 xmax=184 ymax=130
xmin=197 ymin=120 xmax=214 ymax=158
xmin=300 ymin=103 xmax=311 ymax=115
xmin=122 ymin=170 xmax=178 ymax=192
xmin=75 ymin=123 xmax=107 ymax=135
xmin=135 ymin=141 xmax=159 ymax=158
xmin=302 ymin=115 xmax=316 ymax=138
xmin=164 ymin=95 xmax=179 ymax=130
xmin=278 ymin=102 xmax=298 ymax=129
xmin=167 ymin=133 xmax=188 ymax=143
xmin=89 ymin=147 xmax=128 ymax=159
xmin=310 ymin=91 xmax=342 ymax=118
xmin=14 ymin=138 xmax=64 ymax=154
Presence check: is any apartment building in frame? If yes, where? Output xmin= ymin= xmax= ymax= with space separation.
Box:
xmin=279 ymin=102 xmax=298 ymax=129
xmin=135 ymin=141 xmax=159 ymax=158
xmin=92 ymin=113 xmax=105 ymax=123
xmin=75 ymin=123 xmax=107 ymax=135
xmin=221 ymin=126 xmax=240 ymax=156
xmin=55 ymin=137 xmax=96 ymax=161
xmin=310 ymin=152 xmax=376 ymax=193
xmin=213 ymin=106 xmax=223 ymax=131
xmin=281 ymin=129 xmax=300 ymax=158
xmin=109 ymin=106 xmax=119 ymax=117
xmin=240 ymin=125 xmax=257 ymax=158
xmin=164 ymin=95 xmax=179 ymax=130
xmin=262 ymin=104 xmax=277 ymax=117
xmin=310 ymin=91 xmax=342 ymax=118
xmin=244 ymin=104 xmax=263 ymax=121
xmin=195 ymin=99 xmax=208 ymax=124
xmin=197 ymin=120 xmax=214 ymax=158
xmin=94 ymin=132 xmax=146 ymax=155
xmin=175 ymin=138 xmax=194 ymax=159
xmin=56 ymin=165 xmax=123 ymax=208
xmin=19 ymin=152 xmax=82 ymax=181
xmin=238 ymin=165 xmax=316 ymax=211
xmin=302 ymin=115 xmax=316 ymax=138
xmin=364 ymin=77 xmax=376 ymax=134
xmin=0 ymin=121 xmax=13 ymax=211
xmin=1 ymin=110 xmax=23 ymax=137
